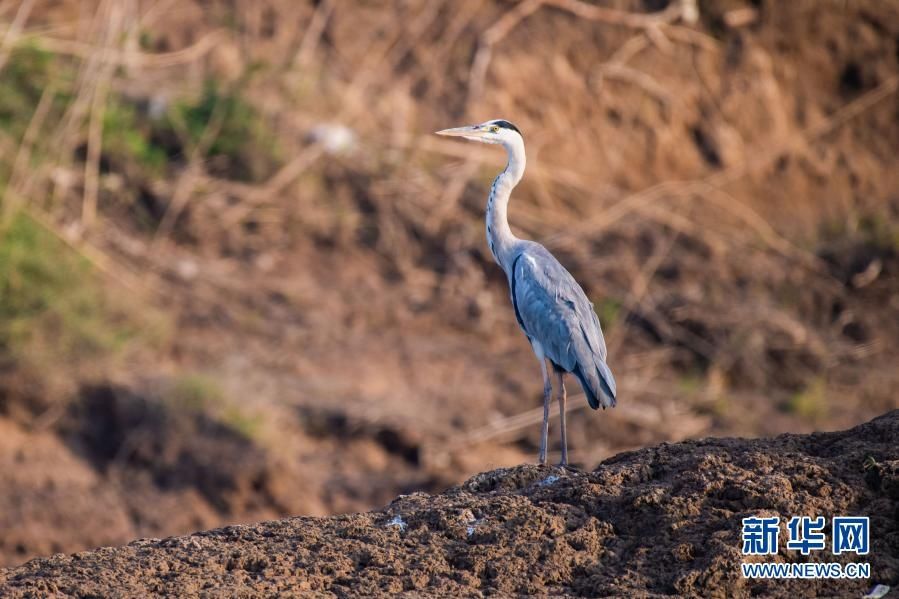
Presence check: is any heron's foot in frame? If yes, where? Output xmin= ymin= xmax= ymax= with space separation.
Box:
xmin=557 ymin=459 xmax=568 ymax=467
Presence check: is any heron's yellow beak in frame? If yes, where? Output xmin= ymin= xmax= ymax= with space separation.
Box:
xmin=435 ymin=125 xmax=487 ymax=138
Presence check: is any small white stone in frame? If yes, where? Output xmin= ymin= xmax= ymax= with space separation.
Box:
xmin=386 ymin=515 xmax=407 ymax=531
xmin=864 ymin=585 xmax=890 ymax=599
xmin=308 ymin=123 xmax=358 ymax=155
xmin=176 ymin=259 xmax=199 ymax=281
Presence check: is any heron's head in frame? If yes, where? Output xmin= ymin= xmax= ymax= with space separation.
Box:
xmin=435 ymin=119 xmax=523 ymax=146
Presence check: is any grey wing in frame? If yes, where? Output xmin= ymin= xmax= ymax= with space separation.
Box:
xmin=511 ymin=245 xmax=616 ymax=409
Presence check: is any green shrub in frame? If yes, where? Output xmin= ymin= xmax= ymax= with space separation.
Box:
xmin=0 ymin=43 xmax=71 ymax=194
xmin=0 ymin=213 xmax=138 ymax=362
xmin=596 ymin=297 xmax=622 ymax=331
xmin=0 ymin=44 xmax=57 ymax=139
xmin=103 ymin=81 xmax=279 ymax=183
xmin=785 ymin=378 xmax=828 ymax=421
xmin=103 ymin=99 xmax=169 ymax=175
xmin=0 ymin=211 xmax=163 ymax=416
xmin=170 ymin=80 xmax=280 ymax=182
xmin=165 ymin=372 xmax=266 ymax=441
xmin=166 ymin=373 xmax=226 ymax=412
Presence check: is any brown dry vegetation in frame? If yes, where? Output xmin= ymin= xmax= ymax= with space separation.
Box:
xmin=0 ymin=0 xmax=897 ymax=570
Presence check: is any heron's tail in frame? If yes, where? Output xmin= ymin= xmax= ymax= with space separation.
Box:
xmin=573 ymin=359 xmax=617 ymax=410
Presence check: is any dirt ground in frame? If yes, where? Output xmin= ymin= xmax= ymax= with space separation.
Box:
xmin=2 ymin=410 xmax=896 ymax=598
xmin=1 ymin=0 xmax=898 ymax=571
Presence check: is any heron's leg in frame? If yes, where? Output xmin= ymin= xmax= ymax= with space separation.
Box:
xmin=538 ymin=358 xmax=551 ymax=466
xmin=555 ymin=371 xmax=568 ymax=466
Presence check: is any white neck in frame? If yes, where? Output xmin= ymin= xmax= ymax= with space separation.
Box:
xmin=486 ymin=134 xmax=526 ymax=273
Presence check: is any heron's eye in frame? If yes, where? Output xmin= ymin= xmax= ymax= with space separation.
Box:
xmin=491 ymin=125 xmax=499 ymax=133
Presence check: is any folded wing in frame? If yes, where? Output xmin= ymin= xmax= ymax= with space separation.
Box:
xmin=510 ymin=243 xmax=617 ymax=409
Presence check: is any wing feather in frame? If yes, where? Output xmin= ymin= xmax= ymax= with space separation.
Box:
xmin=510 ymin=243 xmax=616 ymax=407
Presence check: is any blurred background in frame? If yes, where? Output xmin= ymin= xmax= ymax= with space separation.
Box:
xmin=0 ymin=0 xmax=897 ymax=567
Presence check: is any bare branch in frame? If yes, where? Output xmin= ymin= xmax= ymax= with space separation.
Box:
xmin=17 ymin=28 xmax=225 ymax=69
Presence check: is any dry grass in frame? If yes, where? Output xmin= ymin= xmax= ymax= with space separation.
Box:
xmin=1 ymin=0 xmax=897 ymax=450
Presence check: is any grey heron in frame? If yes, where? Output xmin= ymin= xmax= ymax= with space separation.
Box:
xmin=436 ymin=119 xmax=617 ymax=466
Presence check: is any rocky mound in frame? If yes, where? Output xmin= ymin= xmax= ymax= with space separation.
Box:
xmin=2 ymin=411 xmax=896 ymax=598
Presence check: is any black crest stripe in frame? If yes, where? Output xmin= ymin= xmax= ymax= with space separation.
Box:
xmin=493 ymin=120 xmax=522 ymax=135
